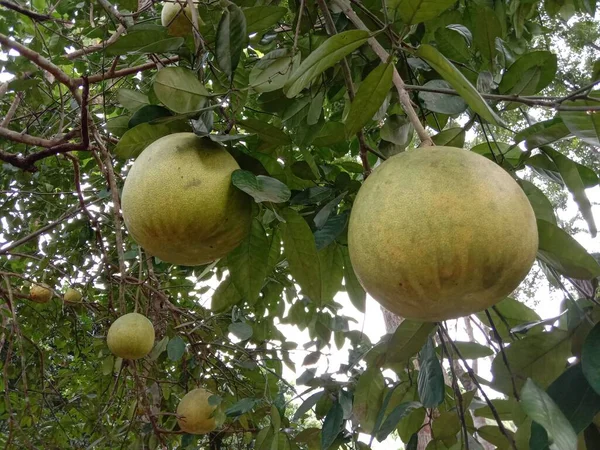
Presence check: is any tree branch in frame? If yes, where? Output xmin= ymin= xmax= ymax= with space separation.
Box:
xmin=332 ymin=0 xmax=433 ymax=147
xmin=66 ymin=25 xmax=126 ymax=60
xmin=0 ymin=0 xmax=67 ymax=23
xmin=73 ymin=56 xmax=180 ymax=85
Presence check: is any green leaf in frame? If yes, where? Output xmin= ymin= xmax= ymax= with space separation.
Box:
xmin=167 ymin=335 xmax=186 ymax=361
xmin=243 ymin=6 xmax=287 ymax=34
xmin=431 ymin=127 xmax=465 ymax=147
xmin=499 ymin=51 xmax=558 ymax=95
xmin=389 ymin=0 xmax=457 ymax=24
xmin=416 ymin=44 xmax=503 ymax=126
xmin=211 ymin=276 xmax=243 ymax=312
xmin=471 ymin=142 xmax=522 ymax=166
xmin=114 ymin=123 xmax=171 ymax=160
xmin=117 ymin=88 xmax=149 ymax=112
xmin=128 ymin=105 xmax=172 ymax=128
xmin=313 ymin=211 xmax=349 ymax=250
xmin=285 ymin=30 xmax=369 ymax=98
xmin=477 ymin=425 xmax=515 ymax=449
xmin=418 ymin=80 xmax=467 ymax=115
xmin=541 ymin=147 xmax=596 ymax=237
xmin=515 ymin=117 xmax=571 ymax=149
xmin=546 ymin=364 xmax=600 ymax=434
xmin=280 ymin=208 xmax=322 ymax=303
xmin=229 ymin=322 xmax=253 ymax=340
xmin=520 ymin=379 xmax=577 ymax=450
xmin=436 ymin=341 xmax=494 ymax=360
xmin=228 ymin=219 xmax=269 ymax=302
xmin=353 ymin=367 xmax=385 ymax=434
xmin=469 ymin=6 xmax=502 ymax=68
xmin=101 ymin=355 xmax=114 ymax=375
xmin=231 ymin=170 xmax=291 ymax=203
xmin=376 ymin=402 xmax=421 ymax=442
xmin=417 ymin=338 xmax=444 ymax=408
xmin=380 ymin=115 xmax=414 ymax=147
xmin=313 ymin=122 xmax=347 ymax=147
xmin=249 ymin=50 xmax=300 ymax=93
xmin=345 ymin=62 xmax=394 ymax=137
xmin=475 ymin=297 xmax=541 ymax=339
xmin=293 ymin=391 xmax=324 ymax=421
xmin=341 ymin=246 xmax=366 ymax=313
xmin=225 ymin=398 xmax=257 ymax=416
xmin=238 ymin=118 xmax=291 ymax=146
xmin=435 ymin=27 xmax=471 ymax=62
xmin=321 ymin=403 xmax=344 ymax=450
xmin=105 ymin=116 xmax=130 ymax=137
xmin=153 ymin=67 xmax=209 ymax=114
xmin=537 ymin=219 xmax=600 ymax=279
xmin=520 ymin=180 xmax=557 ymax=225
xmin=387 ymin=321 xmax=436 ymax=364
xmin=560 ymin=93 xmax=600 ymax=146
xmin=149 ymin=336 xmax=169 ymax=361
xmin=106 ymin=30 xmax=184 ymax=56
xmin=216 ymin=4 xmax=247 ymax=79
xmin=318 ymin=243 xmax=344 ymax=305
xmin=491 ymin=330 xmax=571 ymax=396
xmin=582 ymin=322 xmax=600 ymax=396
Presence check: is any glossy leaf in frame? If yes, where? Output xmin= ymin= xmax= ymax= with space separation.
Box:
xmin=321 ymin=402 xmax=344 ymax=450
xmin=280 ymin=208 xmax=322 ymax=303
xmin=229 ymin=322 xmax=253 ymax=340
xmin=582 ymin=322 xmax=600 ymax=396
xmin=418 ymin=80 xmax=467 ymax=115
xmin=560 ymin=93 xmax=600 ymax=146
xmin=431 ymin=127 xmax=465 ymax=147
xmin=520 ymin=180 xmax=557 ymax=225
xmin=231 ymin=170 xmax=291 ymax=203
xmin=228 ymin=219 xmax=270 ymax=302
xmin=243 ymin=6 xmax=287 ymax=34
xmin=389 ymin=0 xmax=457 ymax=24
xmin=128 ymin=105 xmax=172 ymax=128
xmin=537 ymin=219 xmax=600 ymax=279
xmin=417 ymin=338 xmax=444 ymax=408
xmin=353 ymin=367 xmax=385 ymax=434
xmin=167 ymin=335 xmax=185 ymax=361
xmin=211 ymin=276 xmax=243 ymax=312
xmin=285 ymin=30 xmax=369 ymax=98
xmin=499 ymin=51 xmax=558 ymax=95
xmin=416 ymin=44 xmax=503 ymax=126
xmin=386 ymin=320 xmax=436 ymax=364
xmin=435 ymin=341 xmax=494 ymax=360
xmin=153 ymin=67 xmax=209 ymax=114
xmin=106 ymin=30 xmax=184 ymax=56
xmin=491 ymin=330 xmax=571 ymax=396
xmin=345 ymin=62 xmax=393 ymax=138
xmin=520 ymin=379 xmax=577 ymax=450
xmin=117 ymin=88 xmax=149 ymax=112
xmin=341 ymin=246 xmax=366 ymax=312
xmin=376 ymin=402 xmax=421 ymax=442
xmin=515 ymin=117 xmax=571 ymax=149
xmin=216 ymin=4 xmax=247 ymax=79
xmin=114 ymin=123 xmax=171 ymax=160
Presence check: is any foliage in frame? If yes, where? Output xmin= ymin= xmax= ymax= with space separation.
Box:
xmin=0 ymin=0 xmax=599 ymax=449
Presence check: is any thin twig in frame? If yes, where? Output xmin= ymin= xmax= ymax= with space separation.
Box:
xmin=0 ymin=0 xmax=67 ymax=22
xmin=1 ymin=92 xmax=23 ymax=127
xmin=66 ymin=24 xmax=126 ymax=59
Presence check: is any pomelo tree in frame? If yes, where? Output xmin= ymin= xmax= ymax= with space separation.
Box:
xmin=0 ymin=1 xmax=599 ymax=449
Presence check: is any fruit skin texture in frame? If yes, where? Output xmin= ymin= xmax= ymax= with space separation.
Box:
xmin=121 ymin=133 xmax=252 ymax=266
xmin=107 ymin=313 xmax=155 ymax=360
xmin=30 ymin=284 xmax=52 ymax=303
xmin=176 ymin=388 xmax=217 ymax=434
xmin=348 ymin=147 xmax=538 ymax=322
xmin=161 ymin=2 xmax=194 ymax=37
xmin=63 ymin=288 xmax=82 ymax=303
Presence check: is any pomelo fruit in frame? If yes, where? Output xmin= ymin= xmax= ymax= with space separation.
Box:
xmin=177 ymin=388 xmax=217 ymax=434
xmin=63 ymin=287 xmax=82 ymax=303
xmin=161 ymin=2 xmax=196 ymax=37
xmin=348 ymin=147 xmax=538 ymax=322
xmin=107 ymin=312 xmax=155 ymax=360
xmin=121 ymin=133 xmax=252 ymax=266
xmin=30 ymin=283 xmax=52 ymax=303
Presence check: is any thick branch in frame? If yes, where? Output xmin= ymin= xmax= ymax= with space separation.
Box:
xmin=333 ymin=0 xmax=433 ymax=147
xmin=0 ymin=0 xmax=65 ymax=22
xmin=0 ymin=33 xmax=81 ymax=103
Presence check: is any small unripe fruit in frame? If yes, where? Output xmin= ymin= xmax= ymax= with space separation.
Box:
xmin=107 ymin=313 xmax=155 ymax=360
xmin=30 ymin=284 xmax=52 ymax=303
xmin=176 ymin=388 xmax=217 ymax=434
xmin=64 ymin=288 xmax=82 ymax=303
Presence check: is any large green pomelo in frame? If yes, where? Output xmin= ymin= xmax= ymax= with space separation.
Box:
xmin=348 ymin=146 xmax=538 ymax=322
xmin=176 ymin=388 xmax=217 ymax=434
xmin=107 ymin=312 xmax=155 ymax=360
xmin=121 ymin=133 xmax=252 ymax=266
xmin=161 ymin=2 xmax=195 ymax=37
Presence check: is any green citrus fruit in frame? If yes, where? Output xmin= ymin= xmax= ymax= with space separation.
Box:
xmin=107 ymin=313 xmax=155 ymax=360
xmin=63 ymin=287 xmax=82 ymax=303
xmin=121 ymin=133 xmax=252 ymax=266
xmin=161 ymin=2 xmax=196 ymax=37
xmin=177 ymin=388 xmax=217 ymax=434
xmin=30 ymin=283 xmax=52 ymax=303
xmin=348 ymin=147 xmax=538 ymax=322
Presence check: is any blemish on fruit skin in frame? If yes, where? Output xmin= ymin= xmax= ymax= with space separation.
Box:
xmin=185 ymin=179 xmax=202 ymax=188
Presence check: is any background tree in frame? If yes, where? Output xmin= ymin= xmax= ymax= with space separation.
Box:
xmin=0 ymin=0 xmax=600 ymax=449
